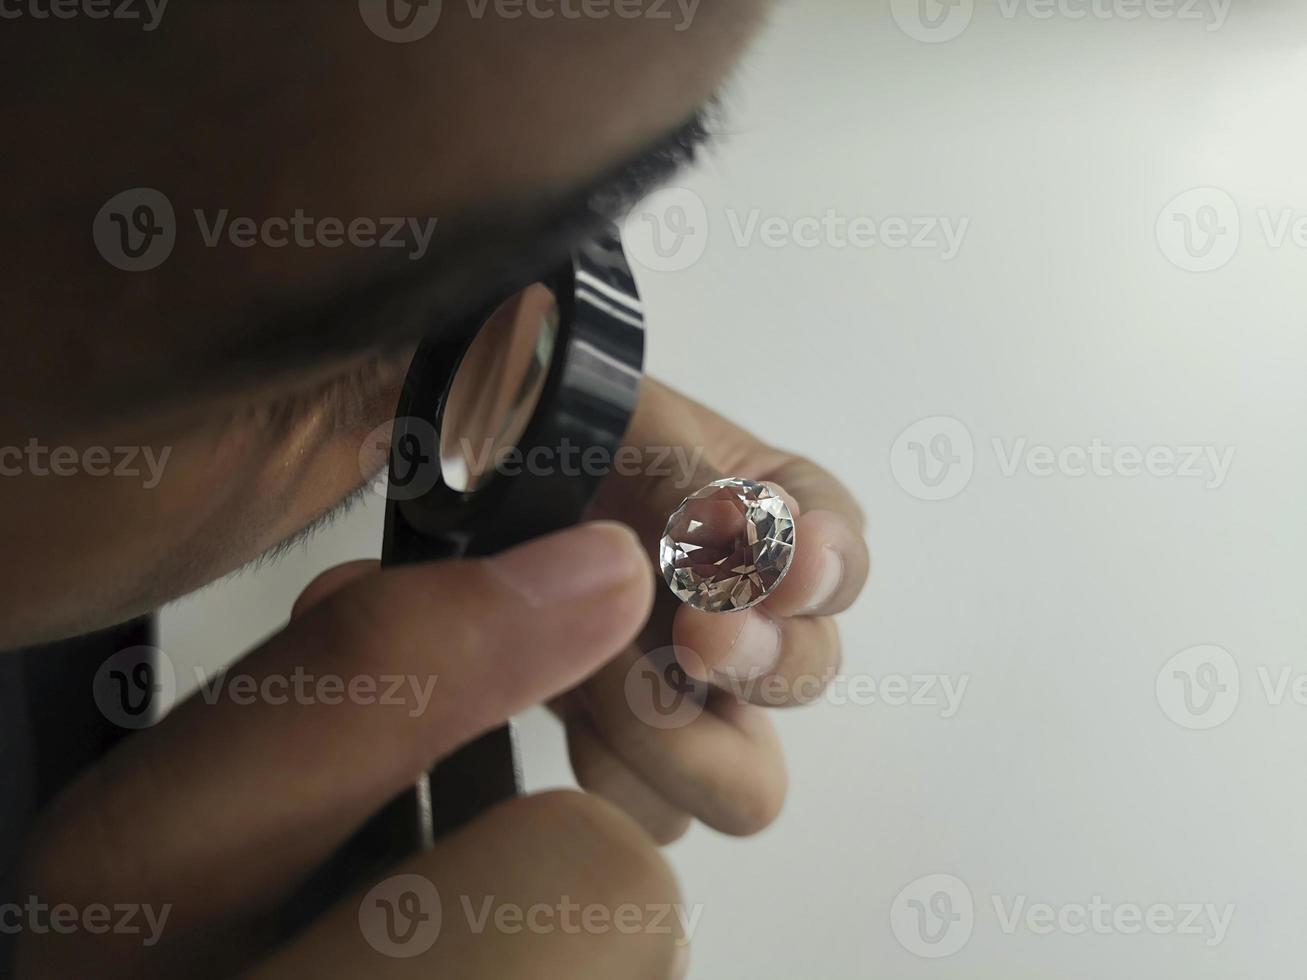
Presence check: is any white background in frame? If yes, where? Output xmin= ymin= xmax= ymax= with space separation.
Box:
xmin=163 ymin=2 xmax=1307 ymax=976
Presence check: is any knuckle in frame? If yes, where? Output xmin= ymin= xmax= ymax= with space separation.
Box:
xmin=312 ymin=569 xmax=481 ymax=677
xmin=568 ymin=740 xmax=609 ymax=795
xmin=21 ymin=769 xmax=123 ymax=903
xmin=313 ymin=578 xmax=409 ymax=670
xmin=649 ymin=813 xmax=693 ymax=848
xmin=19 ymin=818 xmax=66 ymax=900
xmin=788 ymin=623 xmax=843 ymax=706
xmin=722 ymin=786 xmax=785 ymax=838
xmin=714 ymin=768 xmax=788 ymax=838
xmin=519 ymin=792 xmax=681 ymax=909
xmin=805 ymin=629 xmax=846 ymax=700
xmin=566 ymin=735 xmax=692 ymax=847
xmin=783 ymin=452 xmax=868 ymax=530
xmin=408 ymin=792 xmax=684 ymax=975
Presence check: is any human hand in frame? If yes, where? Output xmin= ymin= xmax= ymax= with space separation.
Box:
xmin=561 ymin=378 xmax=872 ymax=843
xmin=16 ymin=523 xmax=687 ymax=979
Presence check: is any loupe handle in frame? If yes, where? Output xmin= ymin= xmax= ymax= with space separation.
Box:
xmin=378 ymin=520 xmax=525 ymax=849
xmin=277 ymin=529 xmax=521 ymax=933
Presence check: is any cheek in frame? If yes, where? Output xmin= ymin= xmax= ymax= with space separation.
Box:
xmin=0 ymin=451 xmax=218 ymax=647
xmin=0 ymin=413 xmax=393 ymax=648
xmin=163 ymin=411 xmax=393 ymax=575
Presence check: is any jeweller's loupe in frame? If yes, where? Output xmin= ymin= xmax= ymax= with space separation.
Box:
xmin=290 ymin=228 xmax=646 ymax=919
xmin=385 ymin=231 xmax=644 ymax=562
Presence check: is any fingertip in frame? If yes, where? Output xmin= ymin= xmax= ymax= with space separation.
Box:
xmin=291 ymin=561 xmax=380 ymax=620
xmin=672 ymin=605 xmax=737 ymax=681
xmin=768 ymin=510 xmax=869 ymax=618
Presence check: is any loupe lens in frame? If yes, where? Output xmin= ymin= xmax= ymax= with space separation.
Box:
xmin=439 ymin=283 xmax=559 ymax=494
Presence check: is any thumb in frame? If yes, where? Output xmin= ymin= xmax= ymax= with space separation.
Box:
xmin=290 ymin=561 xmax=379 ymax=620
xmin=22 ymin=522 xmax=654 ymax=960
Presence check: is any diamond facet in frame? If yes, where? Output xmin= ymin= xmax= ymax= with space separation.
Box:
xmin=659 ymin=478 xmax=797 ymax=613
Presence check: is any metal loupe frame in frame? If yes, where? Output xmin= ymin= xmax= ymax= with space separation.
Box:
xmin=387 ymin=228 xmax=646 ymax=564
xmin=287 ymin=227 xmax=646 ymax=922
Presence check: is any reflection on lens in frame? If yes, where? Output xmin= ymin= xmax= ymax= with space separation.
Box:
xmin=440 ymin=283 xmax=559 ymax=494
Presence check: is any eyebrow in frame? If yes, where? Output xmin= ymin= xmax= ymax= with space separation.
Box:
xmin=199 ymin=108 xmax=716 ymax=405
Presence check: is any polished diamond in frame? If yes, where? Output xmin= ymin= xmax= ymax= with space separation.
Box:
xmin=659 ymin=478 xmax=797 ymax=613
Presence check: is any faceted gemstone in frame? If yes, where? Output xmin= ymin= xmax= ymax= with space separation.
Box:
xmin=659 ymin=479 xmax=797 ymax=614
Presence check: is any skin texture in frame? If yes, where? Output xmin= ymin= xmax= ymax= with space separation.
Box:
xmin=5 ymin=4 xmax=873 ymax=977
xmin=0 ymin=3 xmax=766 ymax=649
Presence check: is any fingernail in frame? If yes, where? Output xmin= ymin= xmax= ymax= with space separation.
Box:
xmin=801 ymin=548 xmax=845 ymax=615
xmin=717 ymin=610 xmax=782 ymax=681
xmin=487 ymin=522 xmax=645 ymax=607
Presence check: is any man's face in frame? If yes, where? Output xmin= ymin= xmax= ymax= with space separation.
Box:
xmin=0 ymin=1 xmax=766 ymax=649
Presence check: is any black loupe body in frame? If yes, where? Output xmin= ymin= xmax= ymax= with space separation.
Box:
xmin=286 ymin=227 xmax=646 ymax=922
